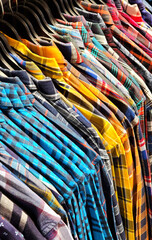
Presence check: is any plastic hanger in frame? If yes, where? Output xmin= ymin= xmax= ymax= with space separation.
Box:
xmin=43 ymin=0 xmax=67 ymax=21
xmin=12 ymin=6 xmax=39 ymax=39
xmin=26 ymin=0 xmax=56 ymax=26
xmin=0 ymin=51 xmax=14 ymax=70
xmin=20 ymin=1 xmax=56 ymax=35
xmin=61 ymin=0 xmax=77 ymax=16
xmin=0 ymin=0 xmax=21 ymax=41
xmin=0 ymin=41 xmax=22 ymax=70
xmin=17 ymin=4 xmax=54 ymax=39
xmin=66 ymin=0 xmax=80 ymax=15
xmin=72 ymin=0 xmax=84 ymax=9
xmin=2 ymin=0 xmax=38 ymax=44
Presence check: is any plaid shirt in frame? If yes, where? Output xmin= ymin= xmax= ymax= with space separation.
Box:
xmin=62 ymin=12 xmax=149 ymax=87
xmin=0 ymin=214 xmax=24 ymax=240
xmin=0 ymin=165 xmax=74 ymax=240
xmin=80 ymin=1 xmax=152 ymax=72
xmin=80 ymin=1 xmax=152 ymax=234
xmin=9 ymin=53 xmax=45 ymax=80
xmin=64 ymin=52 xmax=149 ymax=240
xmin=0 ymin=142 xmax=67 ymax=222
xmin=55 ymin=19 xmax=147 ymax=137
xmin=0 ymin=189 xmax=45 ymax=240
xmin=113 ymin=36 xmax=152 ymax=91
xmin=0 ymin=79 xmax=127 ymax=238
xmin=49 ymin=23 xmax=138 ymax=113
xmin=51 ymin=11 xmax=151 ymax=240
xmin=0 ymin=88 xmax=86 ymax=240
xmin=75 ymin=7 xmax=148 ymax=82
xmin=121 ymin=0 xmax=152 ymax=38
xmin=0 ymin=71 xmax=111 ymax=168
xmin=0 ymin=140 xmax=66 ymax=204
xmin=0 ymin=80 xmax=116 ymax=239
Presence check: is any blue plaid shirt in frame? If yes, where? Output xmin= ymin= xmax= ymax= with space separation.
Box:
xmin=0 ymin=69 xmax=123 ymax=240
xmin=0 ymin=83 xmax=114 ymax=239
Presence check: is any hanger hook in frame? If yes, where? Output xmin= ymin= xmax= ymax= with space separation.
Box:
xmin=8 ymin=0 xmax=18 ymax=13
xmin=0 ymin=0 xmax=4 ymax=19
xmin=8 ymin=0 xmax=13 ymax=13
xmin=14 ymin=0 xmax=18 ymax=12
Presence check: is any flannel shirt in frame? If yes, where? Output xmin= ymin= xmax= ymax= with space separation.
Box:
xmin=0 ymin=189 xmax=45 ymax=240
xmin=113 ymin=36 xmax=152 ymax=91
xmin=119 ymin=0 xmax=152 ymax=35
xmin=62 ymin=12 xmax=147 ymax=85
xmin=0 ymin=214 xmax=25 ymax=240
xmin=5 ymin=79 xmax=121 ymax=240
xmin=54 ymin=19 xmax=146 ymax=138
xmin=0 ymin=140 xmax=65 ymax=205
xmin=0 ymin=103 xmax=84 ymax=240
xmin=9 ymin=53 xmax=45 ymax=80
xmin=0 ymin=143 xmax=67 ymax=222
xmin=80 ymin=1 xmax=152 ymax=72
xmin=49 ymin=24 xmax=138 ymax=112
xmin=0 ymin=82 xmax=115 ymax=240
xmin=78 ymin=1 xmax=152 ymax=230
xmin=102 ymin=0 xmax=152 ymax=57
xmin=55 ymin=18 xmax=143 ymax=88
xmin=75 ymin=7 xmax=147 ymax=83
xmin=8 ymin=75 xmax=127 ymax=239
xmin=0 ymin=165 xmax=73 ymax=240
xmin=0 ymin=67 xmax=81 ymax=136
xmin=61 ymin=47 xmax=149 ymax=240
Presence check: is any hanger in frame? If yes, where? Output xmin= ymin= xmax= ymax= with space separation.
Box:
xmin=61 ymin=0 xmax=77 ymax=16
xmin=0 ymin=41 xmax=22 ymax=70
xmin=19 ymin=1 xmax=56 ymax=35
xmin=66 ymin=0 xmax=80 ymax=15
xmin=11 ymin=3 xmax=39 ymax=39
xmin=2 ymin=0 xmax=38 ymax=44
xmin=0 ymin=0 xmax=21 ymax=41
xmin=26 ymin=0 xmax=56 ymax=26
xmin=72 ymin=0 xmax=84 ymax=9
xmin=17 ymin=3 xmax=54 ymax=39
xmin=42 ymin=0 xmax=67 ymax=21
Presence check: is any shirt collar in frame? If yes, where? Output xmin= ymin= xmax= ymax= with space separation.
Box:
xmin=54 ymin=40 xmax=83 ymax=64
xmin=9 ymin=53 xmax=45 ymax=80
xmin=0 ymin=77 xmax=32 ymax=108
xmin=56 ymin=19 xmax=92 ymax=44
xmin=0 ymin=71 xmax=36 ymax=104
xmin=21 ymin=38 xmax=67 ymax=73
xmin=102 ymin=28 xmax=116 ymax=47
xmin=63 ymin=13 xmax=94 ymax=37
xmin=0 ymin=86 xmax=14 ymax=109
xmin=2 ymin=33 xmax=63 ymax=80
xmin=80 ymin=1 xmax=115 ymax=26
xmin=120 ymin=0 xmax=143 ymax=22
xmin=88 ymin=22 xmax=109 ymax=46
xmin=75 ymin=7 xmax=106 ymax=27
xmin=0 ymin=68 xmax=37 ymax=91
xmin=50 ymin=25 xmax=85 ymax=50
